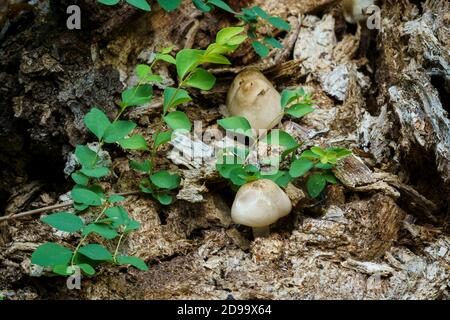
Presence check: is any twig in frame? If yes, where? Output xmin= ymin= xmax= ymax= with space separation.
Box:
xmin=0 ymin=190 xmax=141 ymax=223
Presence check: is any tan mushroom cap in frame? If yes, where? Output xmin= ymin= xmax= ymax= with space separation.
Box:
xmin=226 ymin=68 xmax=282 ymax=131
xmin=342 ymin=0 xmax=375 ymax=24
xmin=231 ymin=179 xmax=292 ymax=228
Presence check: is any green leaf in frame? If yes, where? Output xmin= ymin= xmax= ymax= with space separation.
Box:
xmin=192 ymin=0 xmax=213 ymax=12
xmin=163 ymin=87 xmax=192 ymax=113
xmin=216 ymin=26 xmax=245 ymax=45
xmin=73 ymin=203 xmax=89 ymax=211
xmin=307 ymin=174 xmax=327 ymax=198
xmin=82 ymin=223 xmax=118 ymax=240
xmin=263 ymin=170 xmax=292 ymax=188
xmin=157 ymin=0 xmax=181 ymax=11
xmin=103 ymin=121 xmax=136 ymax=143
xmin=300 ymin=150 xmax=321 ymax=160
xmin=116 ymin=256 xmax=148 ymax=271
xmin=228 ymin=167 xmax=248 ymax=186
xmin=311 ymin=146 xmax=326 ymax=157
xmin=154 ymin=130 xmax=173 ymax=149
xmin=289 ymin=158 xmax=314 ymax=178
xmin=216 ymin=163 xmax=243 ymax=179
xmin=80 ymin=167 xmax=110 ymax=178
xmin=84 ymin=108 xmax=111 ymax=140
xmin=71 ymin=187 xmax=103 ymax=206
xmin=130 ymin=159 xmax=152 ymax=173
xmin=79 ymin=244 xmax=113 ymax=261
xmin=268 ymin=17 xmax=290 ymax=31
xmin=252 ymin=41 xmax=270 ymax=58
xmin=108 ymin=195 xmax=126 ymax=203
xmin=264 ymin=37 xmax=283 ymax=49
xmin=208 ymin=0 xmax=235 ymax=13
xmin=175 ymin=49 xmax=204 ymax=80
xmin=252 ymin=6 xmax=270 ymax=19
xmin=124 ymin=220 xmax=141 ymax=232
xmin=75 ymin=145 xmax=97 ymax=168
xmin=217 ymin=116 xmax=252 ymax=132
xmin=136 ymin=64 xmax=151 ymax=81
xmin=31 ymin=243 xmax=73 ymax=267
xmin=323 ymin=174 xmax=338 ymax=184
xmin=200 ymin=54 xmax=231 ymax=65
xmin=280 ymin=89 xmax=298 ymax=109
xmin=98 ymin=0 xmax=120 ymax=5
xmin=161 ymin=46 xmax=174 ymax=54
xmin=121 ymin=85 xmax=153 ymax=107
xmin=52 ymin=265 xmax=75 ymax=276
xmin=150 ymin=171 xmax=181 ymax=190
xmin=118 ymin=134 xmax=149 ymax=151
xmin=164 ymin=111 xmax=192 ymax=131
xmin=105 ymin=206 xmax=131 ymax=228
xmin=155 ymin=53 xmax=176 ymax=64
xmin=185 ymin=68 xmax=216 ymax=90
xmin=286 ymin=103 xmax=315 ymax=118
xmin=78 ymin=263 xmax=96 ymax=276
xmin=71 ymin=171 xmax=89 ymax=185
xmin=264 ymin=130 xmax=299 ymax=157
xmin=315 ymin=163 xmax=334 ymax=170
xmin=41 ymin=212 xmax=84 ymax=233
xmin=126 ymin=0 xmax=151 ymax=11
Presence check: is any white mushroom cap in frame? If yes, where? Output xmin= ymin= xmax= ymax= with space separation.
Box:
xmin=231 ymin=179 xmax=292 ymax=228
xmin=227 ymin=68 xmax=282 ymax=131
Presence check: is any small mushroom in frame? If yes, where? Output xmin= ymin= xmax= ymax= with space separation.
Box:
xmin=231 ymin=179 xmax=292 ymax=237
xmin=342 ymin=0 xmax=375 ymax=24
xmin=227 ymin=68 xmax=282 ymax=131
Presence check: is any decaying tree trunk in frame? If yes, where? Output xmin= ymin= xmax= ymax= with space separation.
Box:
xmin=0 ymin=0 xmax=449 ymax=300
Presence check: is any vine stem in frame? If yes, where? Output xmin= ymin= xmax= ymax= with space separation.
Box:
xmin=112 ymin=233 xmax=125 ymax=263
xmin=148 ymin=68 xmax=194 ymax=174
xmin=0 ymin=190 xmax=141 ymax=222
xmin=70 ymin=204 xmax=109 ymax=267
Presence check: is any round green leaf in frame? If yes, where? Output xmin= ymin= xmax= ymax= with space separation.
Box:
xmin=175 ymin=49 xmax=204 ymax=79
xmin=126 ymin=0 xmax=151 ymax=11
xmin=78 ymin=244 xmax=112 ymax=261
xmin=41 ymin=212 xmax=84 ymax=233
xmin=31 ymin=243 xmax=73 ymax=267
xmin=78 ymin=263 xmax=96 ymax=276
xmin=185 ymin=68 xmax=216 ymax=90
xmin=157 ymin=0 xmax=181 ymax=11
xmin=163 ymin=111 xmax=192 ymax=131
xmin=163 ymin=87 xmax=191 ymax=113
xmin=103 ymin=120 xmax=136 ymax=143
xmin=154 ymin=193 xmax=173 ymax=205
xmin=84 ymin=108 xmax=111 ymax=140
xmin=80 ymin=167 xmax=110 ymax=178
xmin=121 ymin=85 xmax=153 ymax=107
xmin=82 ymin=223 xmax=118 ymax=240
xmin=98 ymin=0 xmax=120 ymax=5
xmin=118 ymin=134 xmax=148 ymax=151
xmin=150 ymin=170 xmax=181 ymax=190
xmin=116 ymin=256 xmax=148 ymax=271
xmin=307 ymin=174 xmax=327 ymax=198
xmin=289 ymin=158 xmax=314 ymax=178
xmin=75 ymin=145 xmax=97 ymax=168
xmin=286 ymin=103 xmax=315 ymax=118
xmin=71 ymin=187 xmax=103 ymax=206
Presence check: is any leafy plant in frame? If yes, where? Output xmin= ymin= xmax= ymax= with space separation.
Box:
xmin=96 ymin=0 xmax=289 ymax=57
xmin=31 ymin=26 xmax=247 ymax=277
xmin=131 ymin=27 xmax=247 ymax=204
xmin=216 ymin=88 xmax=352 ymax=198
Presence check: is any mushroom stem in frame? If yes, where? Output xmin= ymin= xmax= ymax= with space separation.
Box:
xmin=252 ymin=226 xmax=270 ymax=238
